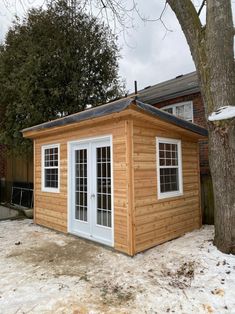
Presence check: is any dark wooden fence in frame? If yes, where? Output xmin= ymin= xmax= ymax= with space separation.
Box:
xmin=0 ymin=153 xmax=33 ymax=204
xmin=201 ymin=174 xmax=214 ymax=224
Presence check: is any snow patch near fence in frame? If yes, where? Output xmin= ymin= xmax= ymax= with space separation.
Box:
xmin=208 ymin=106 xmax=235 ymax=121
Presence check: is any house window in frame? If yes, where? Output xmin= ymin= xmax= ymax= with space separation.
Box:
xmin=156 ymin=137 xmax=183 ymax=199
xmin=42 ymin=144 xmax=60 ymax=192
xmin=162 ymin=101 xmax=193 ymax=122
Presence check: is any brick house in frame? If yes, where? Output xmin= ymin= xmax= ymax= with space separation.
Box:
xmin=135 ymin=71 xmax=214 ymax=223
xmin=136 ymin=71 xmax=209 ymax=175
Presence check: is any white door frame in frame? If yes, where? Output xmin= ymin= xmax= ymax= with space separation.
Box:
xmin=67 ymin=135 xmax=114 ymax=247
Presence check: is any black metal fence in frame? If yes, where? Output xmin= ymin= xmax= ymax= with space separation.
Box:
xmin=0 ymin=180 xmax=33 ymax=209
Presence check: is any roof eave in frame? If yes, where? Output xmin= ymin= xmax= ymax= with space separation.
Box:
xmin=133 ymin=100 xmax=207 ymax=138
xmin=22 ymin=107 xmax=134 ymax=139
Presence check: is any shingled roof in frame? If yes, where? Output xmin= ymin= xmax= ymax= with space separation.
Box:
xmin=132 ymin=71 xmax=200 ymax=105
xmin=22 ymin=97 xmax=207 ymax=137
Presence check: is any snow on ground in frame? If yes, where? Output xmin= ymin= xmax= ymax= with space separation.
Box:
xmin=0 ymin=220 xmax=234 ymax=314
xmin=208 ymin=106 xmax=235 ymax=121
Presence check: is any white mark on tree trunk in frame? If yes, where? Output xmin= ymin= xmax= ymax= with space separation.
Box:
xmin=208 ymin=106 xmax=235 ymax=121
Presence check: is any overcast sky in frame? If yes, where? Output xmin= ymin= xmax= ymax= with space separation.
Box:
xmin=0 ymin=1 xmax=234 ymax=92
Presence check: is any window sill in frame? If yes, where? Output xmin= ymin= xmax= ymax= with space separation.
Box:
xmin=158 ymin=191 xmax=183 ymax=200
xmin=41 ymin=188 xmax=60 ymax=193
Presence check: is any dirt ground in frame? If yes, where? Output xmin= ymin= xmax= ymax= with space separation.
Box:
xmin=0 ymin=219 xmax=234 ymax=314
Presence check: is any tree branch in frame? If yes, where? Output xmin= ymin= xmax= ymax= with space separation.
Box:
xmin=205 ymin=0 xmax=235 ymax=107
xmin=166 ymin=0 xmax=203 ymax=68
xmin=198 ymin=0 xmax=206 ymax=16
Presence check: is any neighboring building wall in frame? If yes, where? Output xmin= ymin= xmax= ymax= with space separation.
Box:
xmin=132 ymin=116 xmax=201 ymax=253
xmin=151 ymin=92 xmax=210 ymax=174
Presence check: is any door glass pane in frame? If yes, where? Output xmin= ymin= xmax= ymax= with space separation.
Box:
xmin=75 ymin=149 xmax=88 ymax=222
xmin=96 ymin=146 xmax=112 ymax=227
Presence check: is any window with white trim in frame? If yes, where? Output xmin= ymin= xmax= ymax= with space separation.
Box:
xmin=162 ymin=101 xmax=193 ymax=122
xmin=156 ymin=138 xmax=183 ymax=199
xmin=42 ymin=144 xmax=60 ymax=192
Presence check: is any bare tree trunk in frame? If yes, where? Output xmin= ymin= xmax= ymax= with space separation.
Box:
xmin=209 ymin=124 xmax=235 ymax=253
xmin=205 ymin=0 xmax=235 ymax=254
xmin=168 ymin=0 xmax=235 ymax=253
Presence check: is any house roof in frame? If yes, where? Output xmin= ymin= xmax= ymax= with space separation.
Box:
xmin=132 ymin=71 xmax=200 ymax=105
xmin=22 ymin=98 xmax=207 ymax=137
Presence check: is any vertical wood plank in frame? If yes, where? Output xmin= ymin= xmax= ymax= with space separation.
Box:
xmin=197 ymin=142 xmax=202 ymax=227
xmin=125 ymin=119 xmax=135 ymax=256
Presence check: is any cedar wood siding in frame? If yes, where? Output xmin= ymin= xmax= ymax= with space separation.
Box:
xmin=29 ymin=108 xmax=203 ymax=256
xmin=132 ymin=118 xmax=201 ymax=253
xmin=34 ymin=118 xmax=132 ymax=255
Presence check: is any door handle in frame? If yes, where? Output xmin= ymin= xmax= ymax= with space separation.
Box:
xmin=91 ymin=193 xmax=95 ymax=198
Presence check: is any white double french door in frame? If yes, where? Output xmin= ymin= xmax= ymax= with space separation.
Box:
xmin=69 ymin=136 xmax=113 ymax=246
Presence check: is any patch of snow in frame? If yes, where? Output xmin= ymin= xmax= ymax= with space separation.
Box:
xmin=0 ymin=219 xmax=235 ymax=314
xmin=208 ymin=106 xmax=235 ymax=121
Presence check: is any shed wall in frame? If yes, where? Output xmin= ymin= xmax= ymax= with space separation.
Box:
xmin=34 ymin=119 xmax=131 ymax=254
xmin=132 ymin=119 xmax=201 ymax=253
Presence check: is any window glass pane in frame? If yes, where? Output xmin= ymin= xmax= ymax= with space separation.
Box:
xmin=158 ymin=141 xmax=180 ymax=194
xmin=159 ymin=150 xmax=164 ymax=158
xmin=163 ymin=108 xmax=173 ymax=114
xmin=175 ymin=103 xmax=193 ymax=122
xmin=160 ymin=168 xmax=179 ymax=193
xmin=158 ymin=142 xmax=179 ymax=168
xmin=184 ymin=104 xmax=193 ymax=121
xmin=163 ymin=103 xmax=193 ymax=122
xmin=160 ymin=158 xmax=165 ymax=166
xmin=166 ymin=159 xmax=172 ymax=166
xmin=97 ymin=209 xmax=102 ymax=225
xmin=175 ymin=104 xmax=185 ymax=119
xmin=45 ymin=168 xmax=58 ymax=188
xmin=44 ymin=147 xmax=58 ymax=167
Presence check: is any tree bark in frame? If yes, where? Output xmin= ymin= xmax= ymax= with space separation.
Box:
xmin=206 ymin=0 xmax=235 ymax=254
xmin=168 ymin=0 xmax=235 ymax=253
xmin=208 ymin=123 xmax=235 ymax=254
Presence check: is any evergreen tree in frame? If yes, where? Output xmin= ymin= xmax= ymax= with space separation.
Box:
xmin=0 ymin=0 xmax=124 ymax=151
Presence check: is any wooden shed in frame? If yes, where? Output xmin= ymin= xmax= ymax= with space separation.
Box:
xmin=22 ymin=98 xmax=207 ymax=256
